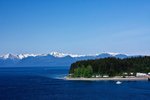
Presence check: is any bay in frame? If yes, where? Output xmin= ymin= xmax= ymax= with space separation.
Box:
xmin=0 ymin=67 xmax=149 ymax=100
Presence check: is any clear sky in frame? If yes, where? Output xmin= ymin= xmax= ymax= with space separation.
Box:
xmin=0 ymin=0 xmax=150 ymax=55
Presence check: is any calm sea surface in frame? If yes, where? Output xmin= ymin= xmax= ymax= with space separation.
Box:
xmin=0 ymin=67 xmax=150 ymax=100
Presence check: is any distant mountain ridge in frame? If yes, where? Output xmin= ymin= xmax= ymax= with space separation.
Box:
xmin=0 ymin=52 xmax=130 ymax=67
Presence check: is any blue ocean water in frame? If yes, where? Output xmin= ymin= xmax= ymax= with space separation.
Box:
xmin=0 ymin=67 xmax=150 ymax=100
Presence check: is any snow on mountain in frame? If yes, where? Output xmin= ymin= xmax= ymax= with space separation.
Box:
xmin=0 ymin=52 xmax=130 ymax=67
xmin=0 ymin=53 xmax=40 ymax=59
xmin=50 ymin=52 xmax=67 ymax=57
xmin=1 ymin=54 xmax=18 ymax=59
xmin=17 ymin=54 xmax=38 ymax=59
xmin=49 ymin=52 xmax=85 ymax=58
xmin=107 ymin=52 xmax=119 ymax=56
xmin=69 ymin=54 xmax=85 ymax=57
xmin=0 ymin=52 xmax=128 ymax=60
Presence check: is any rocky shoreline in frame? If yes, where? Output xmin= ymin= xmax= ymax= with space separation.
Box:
xmin=65 ymin=77 xmax=149 ymax=81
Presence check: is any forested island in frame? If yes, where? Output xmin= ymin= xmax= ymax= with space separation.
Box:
xmin=68 ymin=56 xmax=150 ymax=79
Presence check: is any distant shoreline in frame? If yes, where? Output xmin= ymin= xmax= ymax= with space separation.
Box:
xmin=65 ymin=77 xmax=149 ymax=81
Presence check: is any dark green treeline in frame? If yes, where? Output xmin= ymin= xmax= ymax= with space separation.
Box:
xmin=69 ymin=56 xmax=150 ymax=77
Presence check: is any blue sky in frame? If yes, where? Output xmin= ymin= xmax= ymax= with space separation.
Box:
xmin=0 ymin=0 xmax=150 ymax=55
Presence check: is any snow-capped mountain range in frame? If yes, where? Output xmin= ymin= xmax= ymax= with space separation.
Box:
xmin=0 ymin=52 xmax=130 ymax=67
xmin=0 ymin=53 xmax=38 ymax=59
xmin=50 ymin=52 xmax=85 ymax=58
xmin=0 ymin=52 xmax=124 ymax=60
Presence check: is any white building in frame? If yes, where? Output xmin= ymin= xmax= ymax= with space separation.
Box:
xmin=103 ymin=75 xmax=109 ymax=78
xmin=136 ymin=73 xmax=147 ymax=77
xmin=96 ymin=75 xmax=101 ymax=78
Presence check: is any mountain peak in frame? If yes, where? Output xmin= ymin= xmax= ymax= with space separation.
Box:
xmin=50 ymin=51 xmax=85 ymax=58
xmin=107 ymin=52 xmax=119 ymax=56
xmin=17 ymin=54 xmax=38 ymax=59
xmin=50 ymin=52 xmax=67 ymax=57
xmin=2 ymin=54 xmax=18 ymax=59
